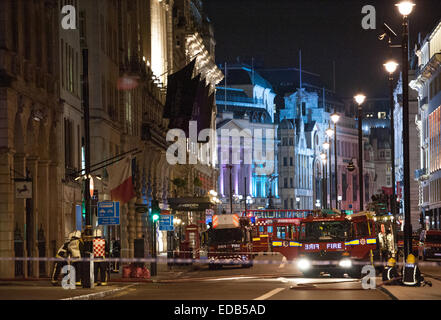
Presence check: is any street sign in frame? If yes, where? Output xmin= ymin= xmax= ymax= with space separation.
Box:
xmin=159 ymin=215 xmax=174 ymax=231
xmin=15 ymin=181 xmax=32 ymax=199
xmin=135 ymin=205 xmax=148 ymax=213
xmin=98 ymin=201 xmax=120 ymax=225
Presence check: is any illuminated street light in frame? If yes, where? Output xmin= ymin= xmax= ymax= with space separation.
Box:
xmin=354 ymin=93 xmax=366 ymax=211
xmin=326 ymin=126 xmax=334 ymax=138
xmin=354 ymin=94 xmax=366 ymax=106
xmin=384 ymin=60 xmax=399 ymax=222
xmin=384 ymin=60 xmax=399 ymax=74
xmin=396 ymin=0 xmax=415 ymax=259
xmin=330 ymin=112 xmax=340 ymax=124
xmin=323 ymin=141 xmax=330 ymax=150
xmin=396 ymin=1 xmax=415 ymax=16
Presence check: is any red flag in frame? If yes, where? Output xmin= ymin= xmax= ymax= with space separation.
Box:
xmin=107 ymin=157 xmax=135 ymax=204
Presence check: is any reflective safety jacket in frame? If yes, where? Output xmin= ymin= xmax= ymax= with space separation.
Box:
xmin=68 ymin=238 xmax=84 ymax=260
xmin=402 ymin=263 xmax=422 ymax=286
xmin=382 ymin=266 xmax=400 ymax=282
xmin=93 ymin=238 xmax=107 ymax=258
xmin=55 ymin=242 xmax=69 ymax=259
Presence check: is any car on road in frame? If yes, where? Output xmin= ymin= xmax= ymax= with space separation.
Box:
xmin=418 ymin=230 xmax=441 ymax=260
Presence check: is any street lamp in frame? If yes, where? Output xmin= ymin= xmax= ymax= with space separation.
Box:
xmin=296 ymin=197 xmax=301 ymax=210
xmin=354 ymin=93 xmax=366 ymax=212
xmin=384 ymin=60 xmax=399 ymax=221
xmin=396 ymin=1 xmax=415 ymax=16
xmin=321 ymin=153 xmax=328 ymax=210
xmin=323 ymin=141 xmax=330 ymax=209
xmin=331 ymin=112 xmax=340 ymax=210
xmin=396 ymin=0 xmax=414 ymax=259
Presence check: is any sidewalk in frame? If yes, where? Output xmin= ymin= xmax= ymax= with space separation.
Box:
xmin=109 ymin=261 xmax=198 ymax=283
xmin=0 ymin=280 xmax=136 ymax=300
xmin=381 ymin=276 xmax=441 ymax=300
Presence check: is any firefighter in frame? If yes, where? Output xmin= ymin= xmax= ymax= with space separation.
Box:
xmin=67 ymin=230 xmax=85 ymax=286
xmin=382 ymin=258 xmax=401 ymax=285
xmin=402 ymin=254 xmax=432 ymax=287
xmin=50 ymin=232 xmax=74 ymax=285
xmin=93 ymin=228 xmax=109 ymax=286
xmin=386 ymin=229 xmax=396 ymax=258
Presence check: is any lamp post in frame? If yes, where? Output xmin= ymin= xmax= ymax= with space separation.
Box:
xmin=226 ymin=164 xmax=233 ymax=214
xmin=326 ymin=125 xmax=335 ymax=209
xmin=320 ymin=152 xmax=327 ymax=209
xmin=296 ymin=197 xmax=300 ymax=210
xmin=396 ymin=0 xmax=415 ymax=259
xmin=354 ymin=94 xmax=366 ymax=212
xmin=323 ymin=141 xmax=330 ymax=209
xmin=330 ymin=112 xmax=341 ymax=210
xmin=384 ymin=60 xmax=399 ymax=220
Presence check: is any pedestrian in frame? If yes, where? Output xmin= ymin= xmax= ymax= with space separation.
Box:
xmin=402 ymin=254 xmax=432 ymax=287
xmin=50 ymin=232 xmax=74 ymax=285
xmin=382 ymin=258 xmax=401 ymax=285
xmin=67 ymin=230 xmax=84 ymax=286
xmin=93 ymin=228 xmax=109 ymax=286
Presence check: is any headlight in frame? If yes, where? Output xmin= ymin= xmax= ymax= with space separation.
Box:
xmin=297 ymin=258 xmax=311 ymax=270
xmin=339 ymin=259 xmax=352 ymax=268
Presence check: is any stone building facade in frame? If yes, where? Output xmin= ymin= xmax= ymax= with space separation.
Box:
xmin=410 ymin=19 xmax=441 ymax=231
xmin=0 ymin=0 xmax=60 ymax=278
xmin=0 ymin=0 xmax=222 ymax=278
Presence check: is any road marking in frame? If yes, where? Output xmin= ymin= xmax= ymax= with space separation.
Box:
xmin=254 ymin=287 xmax=285 ymax=300
xmin=61 ymin=283 xmax=138 ymax=300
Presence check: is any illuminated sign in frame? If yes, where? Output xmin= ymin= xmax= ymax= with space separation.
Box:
xmin=326 ymin=243 xmax=342 ymax=250
xmin=304 ymin=244 xmax=319 ymax=250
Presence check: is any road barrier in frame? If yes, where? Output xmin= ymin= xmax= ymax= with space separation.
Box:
xmin=1 ymin=255 xmax=441 ymax=267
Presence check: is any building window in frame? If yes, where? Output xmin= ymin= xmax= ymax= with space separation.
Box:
xmin=283 ymin=157 xmax=287 ymax=167
xmin=284 ymin=178 xmax=288 ymax=188
xmin=64 ymin=118 xmax=75 ymax=171
xmin=290 ymin=157 xmax=293 ymax=166
xmin=290 ymin=178 xmax=293 ymax=188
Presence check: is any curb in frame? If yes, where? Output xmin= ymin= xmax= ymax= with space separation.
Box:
xmin=61 ymin=283 xmax=139 ymax=300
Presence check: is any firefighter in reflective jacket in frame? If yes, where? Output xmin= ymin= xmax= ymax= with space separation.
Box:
xmin=402 ymin=254 xmax=432 ymax=287
xmin=67 ymin=230 xmax=85 ymax=286
xmin=93 ymin=229 xmax=109 ymax=286
xmin=382 ymin=258 xmax=401 ymax=285
xmin=51 ymin=232 xmax=74 ymax=285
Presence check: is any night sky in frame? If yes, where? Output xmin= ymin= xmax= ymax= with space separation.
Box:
xmin=205 ymin=0 xmax=441 ymax=99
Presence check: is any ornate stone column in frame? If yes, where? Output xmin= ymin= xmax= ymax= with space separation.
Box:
xmin=26 ymin=156 xmax=39 ymax=278
xmin=13 ymin=153 xmax=27 ymax=276
xmin=37 ymin=160 xmax=50 ymax=276
xmin=127 ymin=198 xmax=136 ymax=258
xmin=0 ymin=148 xmax=15 ymax=278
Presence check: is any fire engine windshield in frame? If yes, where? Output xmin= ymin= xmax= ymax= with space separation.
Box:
xmin=426 ymin=234 xmax=441 ymax=242
xmin=208 ymin=228 xmax=243 ymax=245
xmin=300 ymin=221 xmax=349 ymax=242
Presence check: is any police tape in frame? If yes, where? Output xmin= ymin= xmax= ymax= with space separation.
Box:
xmin=1 ymin=255 xmax=441 ymax=267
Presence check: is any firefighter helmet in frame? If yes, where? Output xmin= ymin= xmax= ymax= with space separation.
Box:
xmin=72 ymin=230 xmax=82 ymax=239
xmin=93 ymin=229 xmax=103 ymax=238
xmin=387 ymin=258 xmax=396 ymax=267
xmin=406 ymin=254 xmax=416 ymax=264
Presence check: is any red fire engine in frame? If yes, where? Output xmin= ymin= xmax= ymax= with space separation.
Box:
xmin=205 ymin=214 xmax=254 ymax=269
xmin=270 ymin=211 xmax=395 ymax=278
xmin=242 ymin=209 xmax=313 ymax=253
